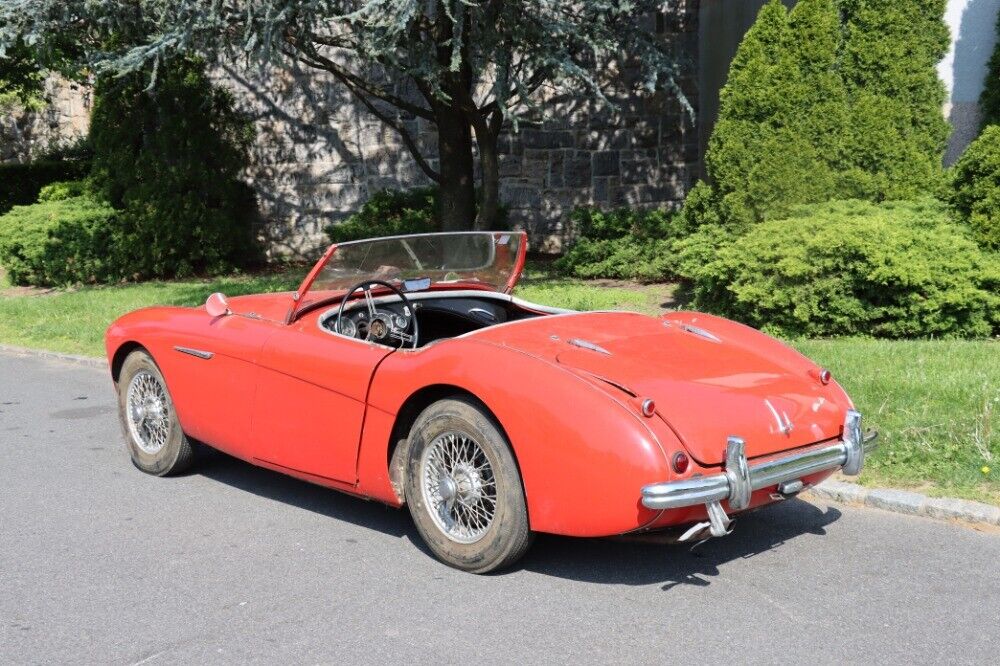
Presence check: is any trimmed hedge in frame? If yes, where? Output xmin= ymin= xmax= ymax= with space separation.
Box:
xmin=0 ymin=195 xmax=124 ymax=286
xmin=687 ymin=0 xmax=848 ymax=229
xmin=0 ymin=160 xmax=89 ymax=215
xmin=675 ymin=199 xmax=1000 ymax=338
xmin=950 ymin=125 xmax=1000 ymax=251
xmin=839 ymin=0 xmax=950 ymax=190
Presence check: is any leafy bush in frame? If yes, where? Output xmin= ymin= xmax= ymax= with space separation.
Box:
xmin=0 ymin=160 xmax=89 ymax=215
xmin=0 ymin=58 xmax=259 ymax=286
xmin=555 ymin=207 xmax=688 ymax=281
xmin=555 ymin=237 xmax=676 ymax=281
xmin=326 ymin=187 xmax=439 ymax=242
xmin=325 ymin=187 xmax=508 ymax=243
xmin=676 ymin=199 xmax=1000 ymax=338
xmin=0 ymin=195 xmax=124 ymax=286
xmin=950 ymin=125 xmax=1000 ymax=251
xmin=89 ymin=57 xmax=260 ymax=278
xmin=38 ymin=180 xmax=89 ymax=202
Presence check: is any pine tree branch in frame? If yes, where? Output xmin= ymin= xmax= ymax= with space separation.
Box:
xmin=287 ymin=34 xmax=435 ymax=121
xmin=284 ymin=47 xmax=442 ymax=184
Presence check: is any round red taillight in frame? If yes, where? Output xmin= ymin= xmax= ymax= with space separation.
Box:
xmin=641 ymin=398 xmax=656 ymax=417
xmin=672 ymin=451 xmax=690 ymax=474
xmin=819 ymin=369 xmax=832 ymax=385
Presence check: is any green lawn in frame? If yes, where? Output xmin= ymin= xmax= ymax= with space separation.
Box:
xmin=795 ymin=339 xmax=998 ymax=504
xmin=0 ymin=265 xmax=669 ymax=357
xmin=0 ymin=270 xmax=306 ymax=358
xmin=1 ymin=268 xmax=996 ymax=504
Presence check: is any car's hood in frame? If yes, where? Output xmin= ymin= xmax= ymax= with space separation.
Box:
xmin=224 ymin=292 xmax=296 ymax=323
xmin=471 ymin=311 xmax=852 ymax=465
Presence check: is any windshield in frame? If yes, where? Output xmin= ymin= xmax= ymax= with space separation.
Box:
xmin=313 ymin=231 xmax=524 ymax=293
xmin=292 ymin=231 xmax=527 ymax=318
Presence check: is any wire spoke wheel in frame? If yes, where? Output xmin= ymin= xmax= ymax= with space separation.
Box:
xmin=420 ymin=431 xmax=498 ymax=544
xmin=126 ymin=369 xmax=170 ymax=454
xmin=117 ymin=350 xmax=195 ymax=477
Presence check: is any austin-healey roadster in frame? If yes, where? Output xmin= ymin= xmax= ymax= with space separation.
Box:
xmin=106 ymin=231 xmax=876 ymax=572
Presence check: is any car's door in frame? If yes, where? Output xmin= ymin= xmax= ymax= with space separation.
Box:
xmin=251 ymin=318 xmax=394 ymax=484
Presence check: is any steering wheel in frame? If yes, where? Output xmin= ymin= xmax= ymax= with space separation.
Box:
xmin=335 ymin=280 xmax=419 ymax=349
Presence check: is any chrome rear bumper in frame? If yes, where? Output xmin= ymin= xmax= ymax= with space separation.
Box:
xmin=641 ymin=410 xmax=877 ymax=539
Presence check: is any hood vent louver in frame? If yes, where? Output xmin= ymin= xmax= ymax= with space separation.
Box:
xmin=680 ymin=324 xmax=721 ymax=343
xmin=567 ymin=338 xmax=611 ymax=355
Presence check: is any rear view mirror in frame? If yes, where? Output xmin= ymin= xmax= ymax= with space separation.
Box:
xmin=205 ymin=292 xmax=231 ymax=317
xmin=403 ymin=277 xmax=432 ymax=292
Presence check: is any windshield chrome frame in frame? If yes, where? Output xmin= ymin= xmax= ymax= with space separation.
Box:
xmin=287 ymin=231 xmax=527 ymax=324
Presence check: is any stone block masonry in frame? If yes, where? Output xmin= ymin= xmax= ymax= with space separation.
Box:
xmin=0 ymin=77 xmax=90 ymax=163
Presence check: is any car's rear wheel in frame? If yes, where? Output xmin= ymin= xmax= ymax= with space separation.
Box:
xmin=117 ymin=349 xmax=194 ymax=476
xmin=404 ymin=398 xmax=533 ymax=573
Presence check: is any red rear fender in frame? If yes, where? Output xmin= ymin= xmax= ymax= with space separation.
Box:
xmin=363 ymin=339 xmax=673 ymax=537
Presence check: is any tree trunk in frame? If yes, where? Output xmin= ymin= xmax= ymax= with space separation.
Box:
xmin=435 ymin=104 xmax=477 ymax=231
xmin=472 ymin=120 xmax=500 ymax=230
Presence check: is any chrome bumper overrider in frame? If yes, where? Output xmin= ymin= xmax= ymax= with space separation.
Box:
xmin=641 ymin=410 xmax=878 ymax=540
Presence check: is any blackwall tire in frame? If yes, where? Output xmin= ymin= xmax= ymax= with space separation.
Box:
xmin=117 ymin=349 xmax=194 ymax=476
xmin=404 ymin=397 xmax=533 ymax=573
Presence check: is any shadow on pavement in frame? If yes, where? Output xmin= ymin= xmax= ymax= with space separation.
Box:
xmin=521 ymin=500 xmax=842 ymax=588
xmin=193 ymin=446 xmax=842 ymax=587
xmin=193 ymin=446 xmax=418 ymax=541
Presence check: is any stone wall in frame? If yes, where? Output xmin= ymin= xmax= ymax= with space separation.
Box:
xmin=940 ymin=0 xmax=1000 ymax=164
xmin=214 ymin=63 xmax=438 ymax=259
xmin=492 ymin=6 xmax=700 ymax=252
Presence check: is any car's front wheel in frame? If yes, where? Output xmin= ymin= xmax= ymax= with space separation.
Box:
xmin=116 ymin=349 xmax=194 ymax=476
xmin=404 ymin=398 xmax=533 ymax=573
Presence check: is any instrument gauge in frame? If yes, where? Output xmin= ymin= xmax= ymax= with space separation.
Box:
xmin=337 ymin=317 xmax=357 ymax=338
xmin=369 ymin=313 xmax=392 ymax=339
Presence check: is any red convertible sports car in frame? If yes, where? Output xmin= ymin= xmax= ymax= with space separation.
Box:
xmin=106 ymin=231 xmax=877 ymax=572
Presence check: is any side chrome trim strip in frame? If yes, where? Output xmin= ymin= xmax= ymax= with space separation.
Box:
xmin=174 ymin=346 xmax=214 ymax=360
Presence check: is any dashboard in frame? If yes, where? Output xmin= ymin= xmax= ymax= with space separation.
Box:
xmin=320 ymin=295 xmax=517 ymax=348
xmin=333 ymin=301 xmax=414 ymax=344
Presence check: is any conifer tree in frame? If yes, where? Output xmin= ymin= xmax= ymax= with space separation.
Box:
xmin=686 ymin=0 xmax=950 ymax=228
xmin=691 ymin=0 xmax=850 ymax=228
xmin=839 ymin=0 xmax=950 ymax=198
xmin=980 ymin=12 xmax=1000 ymax=129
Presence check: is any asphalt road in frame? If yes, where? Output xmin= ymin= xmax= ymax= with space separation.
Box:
xmin=1 ymin=351 xmax=999 ymax=665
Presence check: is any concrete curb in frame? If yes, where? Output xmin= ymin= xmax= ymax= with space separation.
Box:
xmin=808 ymin=479 xmax=1000 ymax=527
xmin=0 ymin=343 xmax=105 ymax=369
